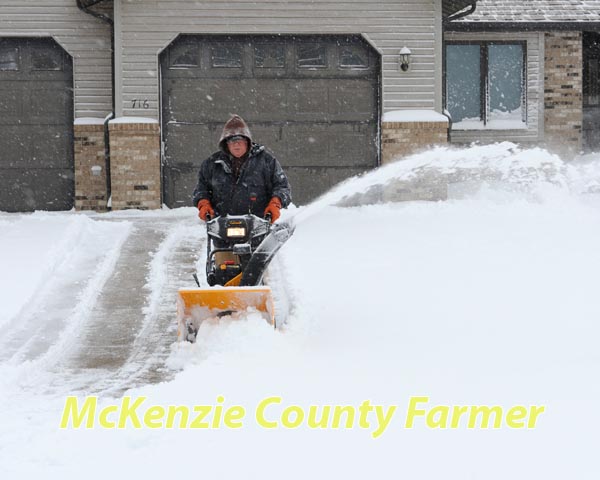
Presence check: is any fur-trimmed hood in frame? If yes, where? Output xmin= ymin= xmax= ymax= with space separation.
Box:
xmin=218 ymin=114 xmax=252 ymax=151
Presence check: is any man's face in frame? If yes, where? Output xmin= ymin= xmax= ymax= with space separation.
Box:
xmin=227 ymin=137 xmax=249 ymax=158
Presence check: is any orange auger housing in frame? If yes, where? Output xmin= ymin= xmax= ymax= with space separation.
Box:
xmin=176 ymin=287 xmax=275 ymax=339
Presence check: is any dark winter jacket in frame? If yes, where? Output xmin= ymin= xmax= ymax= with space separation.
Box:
xmin=192 ymin=143 xmax=292 ymax=217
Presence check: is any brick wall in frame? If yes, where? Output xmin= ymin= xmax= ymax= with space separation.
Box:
xmin=109 ymin=122 xmax=161 ymax=210
xmin=74 ymin=123 xmax=108 ymax=211
xmin=381 ymin=120 xmax=448 ymax=164
xmin=544 ymin=31 xmax=583 ymax=157
xmin=379 ymin=119 xmax=449 ymax=201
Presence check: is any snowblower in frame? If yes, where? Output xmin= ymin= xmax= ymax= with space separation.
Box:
xmin=177 ymin=214 xmax=295 ymax=342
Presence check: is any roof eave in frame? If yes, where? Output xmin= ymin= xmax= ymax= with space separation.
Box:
xmin=445 ymin=21 xmax=600 ymax=32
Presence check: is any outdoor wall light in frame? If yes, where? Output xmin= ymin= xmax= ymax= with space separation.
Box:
xmin=91 ymin=165 xmax=102 ymax=176
xmin=399 ymin=47 xmax=411 ymax=72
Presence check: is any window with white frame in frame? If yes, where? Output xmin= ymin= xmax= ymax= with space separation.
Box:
xmin=445 ymin=41 xmax=527 ymax=129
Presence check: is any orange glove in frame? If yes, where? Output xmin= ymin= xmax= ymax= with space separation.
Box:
xmin=264 ymin=197 xmax=282 ymax=223
xmin=197 ymin=199 xmax=215 ymax=221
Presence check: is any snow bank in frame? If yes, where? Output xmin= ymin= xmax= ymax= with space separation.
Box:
xmin=0 ymin=213 xmax=129 ymax=329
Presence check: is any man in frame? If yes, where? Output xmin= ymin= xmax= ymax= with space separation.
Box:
xmin=193 ymin=114 xmax=291 ymax=223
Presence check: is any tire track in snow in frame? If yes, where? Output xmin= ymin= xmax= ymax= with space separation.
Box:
xmin=60 ymin=221 xmax=168 ymax=372
xmin=60 ymin=219 xmax=203 ymax=396
xmin=102 ymin=224 xmax=202 ymax=395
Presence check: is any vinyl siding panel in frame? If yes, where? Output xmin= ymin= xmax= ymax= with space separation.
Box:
xmin=444 ymin=31 xmax=543 ymax=145
xmin=0 ymin=0 xmax=112 ymax=119
xmin=116 ymin=0 xmax=441 ymax=118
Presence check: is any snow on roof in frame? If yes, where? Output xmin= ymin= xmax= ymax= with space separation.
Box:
xmin=383 ymin=110 xmax=449 ymax=123
xmin=457 ymin=0 xmax=600 ymax=23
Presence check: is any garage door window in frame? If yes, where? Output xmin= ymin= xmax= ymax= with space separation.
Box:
xmin=211 ymin=45 xmax=242 ymax=68
xmin=31 ymin=48 xmax=63 ymax=71
xmin=169 ymin=44 xmax=199 ymax=68
xmin=255 ymin=44 xmax=285 ymax=68
xmin=298 ymin=44 xmax=327 ymax=68
xmin=339 ymin=45 xmax=369 ymax=69
xmin=0 ymin=47 xmax=19 ymax=71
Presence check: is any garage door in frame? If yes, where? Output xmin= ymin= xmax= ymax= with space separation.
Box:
xmin=0 ymin=38 xmax=74 ymax=212
xmin=160 ymin=34 xmax=380 ymax=207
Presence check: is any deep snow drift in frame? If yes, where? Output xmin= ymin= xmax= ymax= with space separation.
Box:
xmin=1 ymin=143 xmax=600 ymax=479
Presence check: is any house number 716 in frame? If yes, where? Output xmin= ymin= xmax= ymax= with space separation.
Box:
xmin=132 ymin=99 xmax=149 ymax=109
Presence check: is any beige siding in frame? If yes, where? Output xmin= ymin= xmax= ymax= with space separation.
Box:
xmin=0 ymin=0 xmax=113 ymax=119
xmin=115 ymin=0 xmax=440 ymax=119
xmin=444 ymin=31 xmax=544 ymax=145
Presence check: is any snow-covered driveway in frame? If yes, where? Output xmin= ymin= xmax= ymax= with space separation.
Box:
xmin=0 ymin=212 xmax=202 ymax=396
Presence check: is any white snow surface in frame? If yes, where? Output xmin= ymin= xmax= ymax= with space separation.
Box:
xmin=454 ymin=109 xmax=527 ymax=130
xmin=0 ymin=214 xmax=131 ymax=330
xmin=383 ymin=109 xmax=449 ymax=123
xmin=2 ymin=142 xmax=600 ymax=479
xmin=109 ymin=117 xmax=158 ymax=124
xmin=74 ymin=117 xmax=106 ymax=125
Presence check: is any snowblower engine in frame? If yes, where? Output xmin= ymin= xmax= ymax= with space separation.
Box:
xmin=206 ymin=215 xmax=271 ymax=287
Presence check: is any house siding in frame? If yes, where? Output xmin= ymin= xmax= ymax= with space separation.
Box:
xmin=115 ymin=0 xmax=441 ymax=119
xmin=0 ymin=0 xmax=113 ymax=119
xmin=444 ymin=31 xmax=543 ymax=145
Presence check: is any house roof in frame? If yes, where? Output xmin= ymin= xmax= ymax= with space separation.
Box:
xmin=458 ymin=0 xmax=600 ymax=23
xmin=443 ymin=0 xmax=477 ymax=20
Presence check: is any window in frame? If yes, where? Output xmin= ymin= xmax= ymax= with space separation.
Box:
xmin=254 ymin=44 xmax=285 ymax=68
xmin=339 ymin=45 xmax=369 ymax=69
xmin=445 ymin=42 xmax=526 ymax=129
xmin=583 ymin=32 xmax=600 ymax=107
xmin=585 ymin=58 xmax=599 ymax=106
xmin=211 ymin=45 xmax=242 ymax=68
xmin=31 ymin=47 xmax=63 ymax=71
xmin=297 ymin=44 xmax=327 ymax=68
xmin=169 ymin=43 xmax=199 ymax=68
xmin=0 ymin=46 xmax=19 ymax=71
